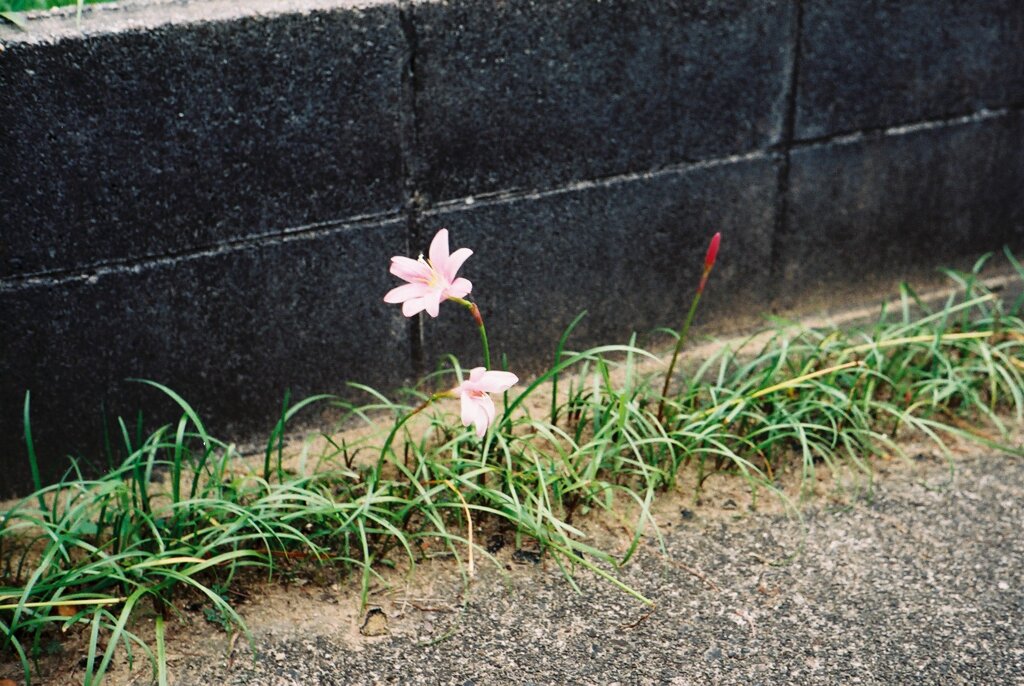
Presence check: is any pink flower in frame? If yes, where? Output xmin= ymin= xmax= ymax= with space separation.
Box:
xmin=453 ymin=367 xmax=519 ymax=438
xmin=384 ymin=229 xmax=473 ymax=317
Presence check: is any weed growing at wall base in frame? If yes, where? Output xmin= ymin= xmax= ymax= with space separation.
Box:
xmin=2 ymin=240 xmax=1024 ymax=685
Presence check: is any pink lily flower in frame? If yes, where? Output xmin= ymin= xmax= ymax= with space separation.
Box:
xmin=384 ymin=229 xmax=473 ymax=317
xmin=453 ymin=367 xmax=519 ymax=438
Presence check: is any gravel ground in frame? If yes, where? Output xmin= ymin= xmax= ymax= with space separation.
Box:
xmin=152 ymin=451 xmax=1024 ymax=686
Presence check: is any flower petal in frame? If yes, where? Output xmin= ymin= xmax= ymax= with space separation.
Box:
xmin=467 ymin=367 xmax=487 ymax=384
xmin=478 ymin=392 xmax=496 ymax=428
xmin=423 ymin=289 xmax=444 ymax=318
xmin=401 ymin=297 xmax=429 ymax=317
xmin=441 ymin=247 xmax=473 ymax=283
xmin=446 ymin=277 xmax=472 ymax=299
xmin=473 ymin=370 xmax=519 ymax=393
xmin=459 ymin=394 xmax=475 ymax=426
xmin=461 ymin=395 xmax=489 ymax=436
xmin=429 ymin=229 xmax=450 ymax=267
xmin=390 ymin=256 xmax=431 ymax=283
xmin=384 ymin=283 xmax=430 ymax=304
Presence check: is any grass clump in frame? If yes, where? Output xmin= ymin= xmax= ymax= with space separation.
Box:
xmin=3 ymin=250 xmax=1024 ymax=684
xmin=0 ymin=0 xmax=100 ymax=15
xmin=1 ymin=0 xmax=95 ymax=22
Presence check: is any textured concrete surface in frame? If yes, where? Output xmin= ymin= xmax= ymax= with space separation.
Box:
xmin=0 ymin=2 xmax=405 ymax=278
xmin=420 ymin=155 xmax=778 ymax=375
xmin=0 ymin=0 xmax=395 ymax=41
xmin=2 ymin=0 xmax=1023 ymax=494
xmin=413 ymin=0 xmax=795 ymax=202
xmin=160 ymin=451 xmax=1024 ymax=685
xmin=0 ymin=220 xmax=411 ymax=497
xmin=796 ymin=0 xmax=1024 ymax=140
xmin=781 ymin=111 xmax=1024 ymax=301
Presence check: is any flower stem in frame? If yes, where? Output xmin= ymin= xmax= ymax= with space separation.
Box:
xmin=657 ymin=232 xmax=721 ymax=424
xmin=377 ymin=392 xmax=450 ymax=479
xmin=657 ymin=290 xmax=704 ymax=423
xmin=451 ymin=297 xmax=491 ymax=369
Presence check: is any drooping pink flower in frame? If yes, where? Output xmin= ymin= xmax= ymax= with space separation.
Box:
xmin=384 ymin=229 xmax=473 ymax=317
xmin=452 ymin=367 xmax=519 ymax=438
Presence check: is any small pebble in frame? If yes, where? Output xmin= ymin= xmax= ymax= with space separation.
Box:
xmin=703 ymin=645 xmax=723 ymax=662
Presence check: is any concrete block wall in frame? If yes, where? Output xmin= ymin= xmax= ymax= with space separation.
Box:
xmin=1 ymin=0 xmax=1022 ymax=495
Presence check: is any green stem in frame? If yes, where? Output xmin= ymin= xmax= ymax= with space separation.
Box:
xmin=657 ymin=289 xmax=704 ymax=424
xmin=380 ymin=397 xmax=440 ymax=459
xmin=450 ymin=297 xmax=491 ymax=369
xmin=22 ymin=392 xmax=48 ymax=515
xmin=476 ymin=314 xmax=491 ymax=369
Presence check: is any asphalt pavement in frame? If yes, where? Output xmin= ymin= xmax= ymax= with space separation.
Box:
xmin=168 ymin=451 xmax=1024 ymax=685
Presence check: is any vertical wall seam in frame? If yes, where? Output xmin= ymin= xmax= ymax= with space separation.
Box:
xmin=768 ymin=0 xmax=805 ymax=308
xmin=398 ymin=0 xmax=425 ymax=374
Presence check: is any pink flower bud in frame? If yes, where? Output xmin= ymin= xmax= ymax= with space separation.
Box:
xmin=704 ymin=232 xmax=721 ymax=272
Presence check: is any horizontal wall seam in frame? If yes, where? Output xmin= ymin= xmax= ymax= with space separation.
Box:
xmin=3 ymin=103 xmax=1019 ymax=293
xmin=432 ymin=107 xmax=1024 ymax=216
xmin=423 ymin=150 xmax=775 ymax=218
xmin=790 ymin=103 xmax=1024 ymax=151
xmin=424 ymin=105 xmax=1023 ymax=218
xmin=0 ymin=209 xmax=405 ymax=293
